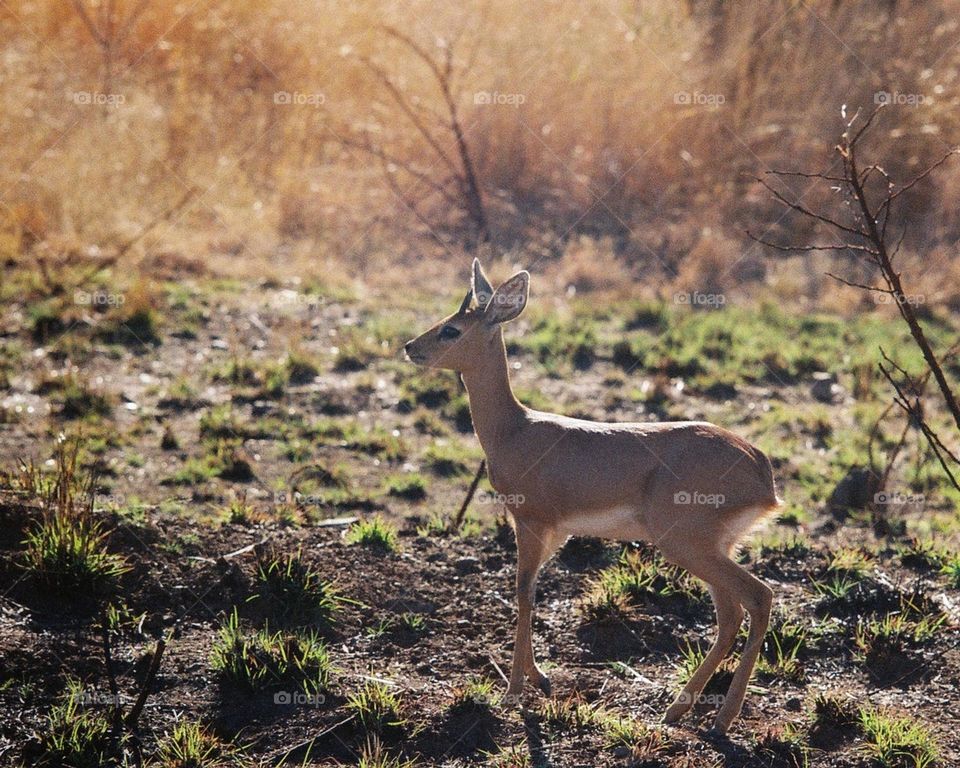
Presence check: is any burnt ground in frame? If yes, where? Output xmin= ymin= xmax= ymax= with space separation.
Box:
xmin=1 ymin=276 xmax=960 ymax=766
xmin=2 ymin=497 xmax=959 ymax=767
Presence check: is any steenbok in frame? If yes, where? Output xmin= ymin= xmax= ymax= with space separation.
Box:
xmin=404 ymin=260 xmax=780 ymax=734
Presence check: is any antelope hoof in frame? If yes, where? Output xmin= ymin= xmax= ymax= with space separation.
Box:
xmin=530 ymin=671 xmax=552 ymax=695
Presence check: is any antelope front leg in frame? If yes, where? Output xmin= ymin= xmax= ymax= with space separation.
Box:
xmin=505 ymin=522 xmax=556 ymax=702
xmin=506 ymin=589 xmax=532 ymax=701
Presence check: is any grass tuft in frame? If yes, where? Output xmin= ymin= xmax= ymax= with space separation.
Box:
xmin=356 ymin=736 xmax=415 ymax=768
xmin=759 ymin=613 xmax=808 ymax=682
xmin=153 ymin=720 xmax=238 ymax=767
xmin=254 ymin=548 xmax=340 ymax=628
xmin=345 ymin=516 xmax=399 ymax=552
xmin=19 ymin=440 xmax=129 ymax=595
xmin=449 ymin=678 xmax=499 ymax=715
xmin=582 ymin=546 xmax=705 ymax=620
xmin=347 ymin=681 xmax=405 ymax=738
xmin=211 ymin=609 xmax=332 ymax=694
xmin=33 ymin=680 xmax=114 ymax=768
xmin=23 ymin=511 xmax=129 ymax=594
xmin=859 ymin=707 xmax=938 ymax=768
xmin=384 ymin=473 xmax=427 ymax=501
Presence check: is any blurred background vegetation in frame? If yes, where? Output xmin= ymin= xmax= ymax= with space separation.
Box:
xmin=2 ymin=0 xmax=960 ymax=306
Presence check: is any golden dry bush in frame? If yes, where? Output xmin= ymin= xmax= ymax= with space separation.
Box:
xmin=2 ymin=0 xmax=959 ymax=287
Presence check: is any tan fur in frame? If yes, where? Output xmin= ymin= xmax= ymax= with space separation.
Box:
xmin=404 ymin=260 xmax=781 ymax=734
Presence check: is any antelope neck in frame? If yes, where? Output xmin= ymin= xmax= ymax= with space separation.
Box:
xmin=459 ymin=329 xmax=525 ymax=453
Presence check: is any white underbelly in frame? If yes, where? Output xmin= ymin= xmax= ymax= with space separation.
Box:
xmin=558 ymin=505 xmax=646 ymax=541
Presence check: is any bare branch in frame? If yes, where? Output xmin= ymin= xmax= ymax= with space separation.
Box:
xmin=71 ymin=0 xmax=108 ymax=46
xmin=116 ymin=0 xmax=150 ymax=46
xmin=845 ymin=103 xmax=885 ymax=148
xmin=357 ymin=55 xmax=460 ymax=178
xmin=450 ymin=459 xmax=486 ymax=532
xmin=888 ymin=148 xmax=960 ymax=203
xmin=336 ymin=131 xmax=461 ymax=207
xmin=756 ymin=176 xmax=866 ymax=238
xmin=880 ymin=359 xmax=959 ymax=491
xmin=766 ymin=169 xmax=848 ymax=182
xmin=353 ymin=26 xmax=489 ymax=243
xmin=125 ymin=637 xmax=167 ymax=731
xmin=823 ymin=273 xmax=890 ymax=294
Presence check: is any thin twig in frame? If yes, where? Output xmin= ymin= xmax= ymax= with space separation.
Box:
xmin=450 ymin=459 xmax=486 ymax=532
xmin=124 ymin=637 xmax=167 ymax=730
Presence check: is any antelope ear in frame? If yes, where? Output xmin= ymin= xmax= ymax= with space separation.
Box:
xmin=472 ymin=258 xmax=494 ymax=310
xmin=484 ymin=271 xmax=529 ymax=325
xmin=457 ymin=288 xmax=473 ymax=314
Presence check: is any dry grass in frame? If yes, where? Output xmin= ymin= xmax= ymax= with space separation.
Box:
xmin=2 ymin=1 xmax=959 ymax=303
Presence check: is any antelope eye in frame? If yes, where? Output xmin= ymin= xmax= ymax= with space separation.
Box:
xmin=439 ymin=325 xmax=461 ymax=340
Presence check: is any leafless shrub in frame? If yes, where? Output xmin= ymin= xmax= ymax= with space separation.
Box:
xmin=335 ymin=25 xmax=489 ymax=247
xmin=751 ymin=105 xmax=960 ymax=492
xmin=70 ymin=0 xmax=150 ymax=95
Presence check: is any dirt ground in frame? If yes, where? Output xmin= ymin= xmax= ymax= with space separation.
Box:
xmin=1 ymin=279 xmax=959 ymax=767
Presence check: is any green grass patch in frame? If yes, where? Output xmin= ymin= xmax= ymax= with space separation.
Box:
xmin=582 ymin=546 xmax=706 ymax=620
xmin=759 ymin=613 xmax=808 ymax=682
xmin=859 ymin=707 xmax=938 ymax=768
xmin=253 ymin=548 xmax=340 ymax=628
xmin=449 ymin=678 xmax=500 ymax=714
xmin=285 ymin=351 xmax=320 ymax=384
xmin=304 ymin=419 xmax=406 ymax=461
xmin=422 ymin=441 xmax=477 ymax=477
xmin=163 ymin=440 xmax=254 ymax=486
xmin=211 ymin=609 xmax=332 ymax=694
xmin=346 ymin=681 xmax=406 ymax=738
xmin=22 ymin=511 xmax=129 ymax=594
xmin=345 ymin=516 xmax=399 ymax=552
xmin=384 ymin=473 xmax=427 ymax=501
xmin=37 ymin=374 xmax=113 ymax=420
xmin=32 ymin=680 xmax=114 ymax=768
xmin=153 ymin=720 xmax=240 ymax=767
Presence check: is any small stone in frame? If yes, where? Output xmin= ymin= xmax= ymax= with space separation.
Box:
xmin=811 ymin=372 xmax=845 ymax=403
xmin=455 ymin=555 xmax=482 ymax=574
xmin=251 ymin=400 xmax=276 ymax=417
xmin=828 ymin=466 xmax=881 ymax=515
